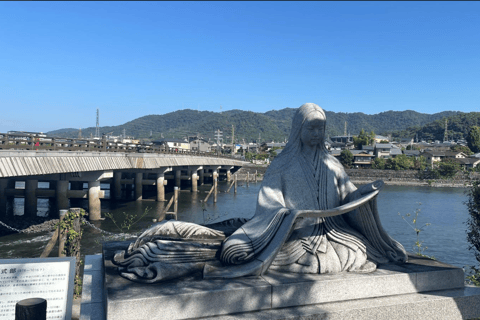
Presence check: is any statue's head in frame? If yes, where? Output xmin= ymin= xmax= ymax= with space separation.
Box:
xmin=297 ymin=103 xmax=326 ymax=148
xmin=277 ymin=103 xmax=327 ymax=160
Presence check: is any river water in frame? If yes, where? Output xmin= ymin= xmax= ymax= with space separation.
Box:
xmin=0 ymin=181 xmax=476 ymax=271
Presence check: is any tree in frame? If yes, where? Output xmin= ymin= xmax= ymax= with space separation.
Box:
xmin=372 ymin=157 xmax=385 ymax=170
xmin=451 ymin=145 xmax=473 ymax=155
xmin=340 ymin=149 xmax=353 ymax=168
xmin=413 ymin=156 xmax=428 ymax=171
xmin=435 ymin=159 xmax=461 ymax=179
xmin=394 ymin=154 xmax=414 ymax=170
xmin=466 ymin=180 xmax=480 ymax=285
xmin=353 ymin=129 xmax=375 ymax=149
xmin=467 ymin=126 xmax=480 ymax=153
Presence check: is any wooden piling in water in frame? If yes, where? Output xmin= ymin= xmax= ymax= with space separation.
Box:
xmin=214 ymin=178 xmax=217 ymax=203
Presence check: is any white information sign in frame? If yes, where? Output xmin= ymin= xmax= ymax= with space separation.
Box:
xmin=0 ymin=257 xmax=75 ymax=320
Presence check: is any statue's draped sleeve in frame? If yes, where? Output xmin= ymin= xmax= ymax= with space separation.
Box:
xmin=220 ymin=168 xmax=290 ymax=265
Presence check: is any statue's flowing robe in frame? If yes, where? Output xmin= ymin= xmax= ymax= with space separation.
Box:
xmin=215 ymin=151 xmax=407 ymax=277
xmin=114 ymin=103 xmax=407 ymax=282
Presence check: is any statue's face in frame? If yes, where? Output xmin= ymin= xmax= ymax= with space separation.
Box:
xmin=301 ymin=115 xmax=325 ymax=148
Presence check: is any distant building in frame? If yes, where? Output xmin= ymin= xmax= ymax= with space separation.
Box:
xmin=351 ymin=150 xmax=374 ymax=168
xmin=189 ymin=139 xmax=211 ymax=153
xmin=153 ymin=138 xmax=191 ymax=151
xmin=330 ymin=135 xmax=354 ymax=144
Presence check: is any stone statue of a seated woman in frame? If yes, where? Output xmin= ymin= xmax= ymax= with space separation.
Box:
xmin=113 ymin=103 xmax=407 ymax=283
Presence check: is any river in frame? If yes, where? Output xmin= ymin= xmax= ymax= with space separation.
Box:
xmin=0 ymin=181 xmax=476 ymax=271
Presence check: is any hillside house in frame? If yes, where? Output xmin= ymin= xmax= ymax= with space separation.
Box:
xmin=351 ymin=150 xmax=374 ymax=168
xmin=153 ymin=138 xmax=191 ymax=152
xmin=455 ymin=157 xmax=480 ymax=169
xmin=374 ymin=135 xmax=390 ymax=143
xmin=189 ymin=139 xmax=211 ymax=153
xmin=374 ymin=143 xmax=393 ymax=159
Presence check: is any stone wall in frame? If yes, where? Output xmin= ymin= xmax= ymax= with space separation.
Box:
xmin=346 ymin=169 xmax=480 ymax=187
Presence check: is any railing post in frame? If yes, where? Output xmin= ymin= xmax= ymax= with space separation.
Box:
xmin=58 ymin=209 xmax=68 ymax=257
xmin=15 ymin=298 xmax=47 ymax=320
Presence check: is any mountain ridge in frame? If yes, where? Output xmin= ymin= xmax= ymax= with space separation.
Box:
xmin=47 ymin=108 xmax=471 ymax=142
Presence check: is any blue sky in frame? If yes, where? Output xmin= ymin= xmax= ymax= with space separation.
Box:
xmin=1 ymin=1 xmax=479 ymax=132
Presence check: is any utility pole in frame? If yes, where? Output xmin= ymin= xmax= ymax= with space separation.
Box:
xmin=95 ymin=109 xmax=100 ymax=139
xmin=78 ymin=128 xmax=82 ymax=139
xmin=215 ymin=129 xmax=223 ymax=155
xmin=232 ymin=125 xmax=235 ymax=154
xmin=344 ymin=121 xmax=347 ymax=136
xmin=444 ymin=119 xmax=448 ymax=142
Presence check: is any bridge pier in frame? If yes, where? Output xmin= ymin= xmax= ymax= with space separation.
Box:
xmin=199 ymin=169 xmax=205 ymax=185
xmin=0 ymin=179 xmax=8 ymax=216
xmin=24 ymin=180 xmax=38 ymax=218
xmin=154 ymin=168 xmax=171 ymax=202
xmin=113 ymin=172 xmax=122 ymax=200
xmin=175 ymin=170 xmax=181 ymax=190
xmin=135 ymin=172 xmax=143 ymax=201
xmin=88 ymin=181 xmax=101 ymax=220
xmin=56 ymin=180 xmax=69 ymax=214
xmin=189 ymin=166 xmax=202 ymax=193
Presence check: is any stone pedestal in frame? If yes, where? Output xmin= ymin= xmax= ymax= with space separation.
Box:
xmin=88 ymin=181 xmax=101 ymax=220
xmin=100 ymin=242 xmax=480 ymax=320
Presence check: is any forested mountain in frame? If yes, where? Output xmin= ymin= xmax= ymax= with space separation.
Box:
xmin=47 ymin=108 xmax=469 ymax=143
xmin=391 ymin=112 xmax=480 ymax=141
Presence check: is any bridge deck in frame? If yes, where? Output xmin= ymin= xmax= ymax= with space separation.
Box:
xmin=0 ymin=151 xmax=247 ymax=178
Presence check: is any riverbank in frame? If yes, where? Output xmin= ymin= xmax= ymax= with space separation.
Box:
xmin=235 ymin=164 xmax=479 ymax=188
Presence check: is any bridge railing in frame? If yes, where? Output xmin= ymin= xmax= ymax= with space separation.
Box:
xmin=0 ymin=133 xmax=244 ymax=160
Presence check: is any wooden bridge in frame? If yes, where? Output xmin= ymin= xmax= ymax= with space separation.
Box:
xmin=0 ymin=150 xmax=247 ymax=220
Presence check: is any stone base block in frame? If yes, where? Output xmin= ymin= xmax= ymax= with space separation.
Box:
xmin=102 ymin=242 xmax=474 ymax=320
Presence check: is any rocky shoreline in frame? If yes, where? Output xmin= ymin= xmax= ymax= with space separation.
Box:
xmin=0 ymin=216 xmax=58 ymax=237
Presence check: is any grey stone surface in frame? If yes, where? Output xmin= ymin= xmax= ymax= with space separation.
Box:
xmin=80 ymin=302 xmax=106 ymax=320
xmin=84 ymin=253 xmax=103 ymax=272
xmin=81 ymin=254 xmax=105 ymax=320
xmin=103 ymin=242 xmax=469 ymax=320
xmin=105 ymin=252 xmax=272 ymax=319
xmin=202 ymin=286 xmax=480 ymax=320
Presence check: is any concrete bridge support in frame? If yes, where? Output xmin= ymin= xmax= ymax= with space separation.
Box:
xmin=199 ymin=169 xmax=205 ymax=186
xmin=88 ymin=181 xmax=101 ymax=220
xmin=135 ymin=172 xmax=143 ymax=201
xmin=156 ymin=173 xmax=166 ymax=202
xmin=175 ymin=170 xmax=181 ymax=189
xmin=113 ymin=172 xmax=122 ymax=200
xmin=189 ymin=166 xmax=202 ymax=193
xmin=56 ymin=180 xmax=69 ymax=213
xmin=24 ymin=180 xmax=38 ymax=218
xmin=0 ymin=179 xmax=8 ymax=216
